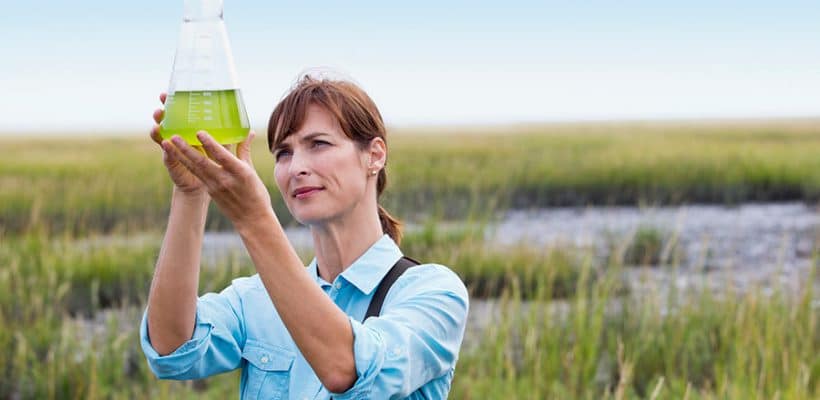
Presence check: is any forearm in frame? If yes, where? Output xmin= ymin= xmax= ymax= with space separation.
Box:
xmin=237 ymin=213 xmax=356 ymax=392
xmin=147 ymin=187 xmax=210 ymax=355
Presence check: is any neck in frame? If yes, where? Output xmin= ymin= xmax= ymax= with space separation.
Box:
xmin=311 ymin=199 xmax=384 ymax=284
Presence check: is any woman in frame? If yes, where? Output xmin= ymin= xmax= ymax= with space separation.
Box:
xmin=140 ymin=75 xmax=469 ymax=399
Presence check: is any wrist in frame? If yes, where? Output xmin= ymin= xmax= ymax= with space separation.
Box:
xmin=234 ymin=207 xmax=279 ymax=238
xmin=173 ymin=186 xmax=210 ymax=204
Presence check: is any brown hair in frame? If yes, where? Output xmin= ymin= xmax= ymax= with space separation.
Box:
xmin=267 ymin=75 xmax=403 ymax=244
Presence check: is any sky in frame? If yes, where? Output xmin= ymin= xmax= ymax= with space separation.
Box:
xmin=2 ymin=0 xmax=819 ymax=134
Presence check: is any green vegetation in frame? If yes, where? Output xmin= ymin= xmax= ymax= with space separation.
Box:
xmin=608 ymin=225 xmax=683 ymax=267
xmin=401 ymin=223 xmax=591 ymax=299
xmin=2 ymin=119 xmax=819 ymax=234
xmin=452 ymin=264 xmax=818 ymax=399
xmin=1 ymin=120 xmax=818 ymax=398
xmin=1 ymin=228 xmax=816 ymax=399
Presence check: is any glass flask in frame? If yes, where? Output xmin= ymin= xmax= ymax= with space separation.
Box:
xmin=160 ymin=0 xmax=250 ymax=145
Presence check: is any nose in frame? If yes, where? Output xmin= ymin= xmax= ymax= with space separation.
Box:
xmin=288 ymin=150 xmax=310 ymax=178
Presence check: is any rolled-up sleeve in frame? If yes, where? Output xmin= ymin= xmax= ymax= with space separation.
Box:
xmin=331 ymin=265 xmax=469 ymax=399
xmin=140 ymin=282 xmax=246 ymax=380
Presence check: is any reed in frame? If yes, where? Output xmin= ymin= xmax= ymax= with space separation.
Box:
xmin=2 ymin=119 xmax=818 ymax=235
xmin=1 ymin=228 xmax=815 ymax=398
xmin=1 ymin=120 xmax=817 ymax=398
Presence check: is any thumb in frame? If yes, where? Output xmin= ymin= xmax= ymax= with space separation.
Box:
xmin=238 ymin=130 xmax=256 ymax=165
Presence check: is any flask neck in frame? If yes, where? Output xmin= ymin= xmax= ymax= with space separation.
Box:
xmin=183 ymin=0 xmax=223 ymax=21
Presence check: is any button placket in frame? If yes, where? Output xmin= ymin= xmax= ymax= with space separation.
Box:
xmin=389 ymin=345 xmax=403 ymax=359
xmin=329 ymin=280 xmax=344 ymax=301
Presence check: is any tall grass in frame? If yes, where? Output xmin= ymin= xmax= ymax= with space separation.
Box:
xmin=1 ymin=121 xmax=818 ymax=398
xmin=1 ymin=226 xmax=816 ymax=398
xmin=2 ymin=119 xmax=819 ymax=234
xmin=451 ymin=258 xmax=818 ymax=399
xmin=0 ymin=228 xmax=255 ymax=399
xmin=401 ymin=222 xmax=592 ymax=299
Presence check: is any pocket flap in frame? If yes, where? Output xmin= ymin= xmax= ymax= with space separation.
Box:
xmin=242 ymin=340 xmax=295 ymax=371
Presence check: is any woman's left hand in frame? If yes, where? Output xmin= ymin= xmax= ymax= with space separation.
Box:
xmin=161 ymin=130 xmax=275 ymax=230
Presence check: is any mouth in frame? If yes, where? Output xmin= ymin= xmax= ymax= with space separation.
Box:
xmin=293 ymin=186 xmax=324 ymax=199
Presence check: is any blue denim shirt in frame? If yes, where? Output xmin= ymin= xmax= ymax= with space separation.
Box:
xmin=140 ymin=234 xmax=469 ymax=399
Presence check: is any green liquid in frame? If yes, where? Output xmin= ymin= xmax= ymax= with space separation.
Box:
xmin=160 ymin=89 xmax=250 ymax=145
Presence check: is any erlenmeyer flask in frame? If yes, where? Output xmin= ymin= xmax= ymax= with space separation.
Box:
xmin=160 ymin=0 xmax=249 ymax=145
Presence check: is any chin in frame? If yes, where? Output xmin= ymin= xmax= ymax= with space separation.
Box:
xmin=289 ymin=205 xmax=333 ymax=226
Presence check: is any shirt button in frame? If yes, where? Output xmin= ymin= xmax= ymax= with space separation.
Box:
xmin=334 ymin=282 xmax=342 ymax=289
xmin=260 ymin=356 xmax=269 ymax=363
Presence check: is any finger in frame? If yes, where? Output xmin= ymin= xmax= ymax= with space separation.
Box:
xmin=153 ymin=108 xmax=164 ymax=124
xmin=160 ymin=92 xmax=167 ymax=104
xmin=167 ymin=136 xmax=221 ymax=181
xmin=196 ymin=131 xmax=243 ymax=172
xmin=150 ymin=125 xmax=162 ymax=145
xmin=237 ymin=130 xmax=256 ymax=165
xmin=160 ymin=139 xmax=177 ymax=165
xmin=163 ymin=138 xmax=215 ymax=182
xmin=160 ymin=140 xmax=174 ymax=163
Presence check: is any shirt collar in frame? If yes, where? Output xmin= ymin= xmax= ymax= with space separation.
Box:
xmin=307 ymin=234 xmax=404 ymax=295
xmin=307 ymin=259 xmax=331 ymax=288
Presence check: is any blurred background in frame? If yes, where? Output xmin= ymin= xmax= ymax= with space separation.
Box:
xmin=1 ymin=1 xmax=818 ymax=399
xmin=4 ymin=0 xmax=820 ymax=132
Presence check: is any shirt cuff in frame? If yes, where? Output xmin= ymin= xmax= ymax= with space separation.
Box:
xmin=139 ymin=308 xmax=213 ymax=378
xmin=327 ymin=316 xmax=383 ymax=399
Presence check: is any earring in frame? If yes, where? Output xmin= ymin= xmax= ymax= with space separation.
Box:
xmin=370 ymin=170 xmax=378 ymax=176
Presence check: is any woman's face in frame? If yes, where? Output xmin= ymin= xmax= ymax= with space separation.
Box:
xmin=272 ymin=104 xmax=372 ymax=225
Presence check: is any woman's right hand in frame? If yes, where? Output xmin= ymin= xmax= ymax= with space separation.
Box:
xmin=150 ymin=93 xmax=208 ymax=196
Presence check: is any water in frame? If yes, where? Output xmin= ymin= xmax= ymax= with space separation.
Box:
xmin=195 ymin=202 xmax=817 ymax=294
xmin=491 ymin=202 xmax=819 ymax=295
xmin=492 ymin=202 xmax=818 ymax=272
xmin=160 ymin=89 xmax=249 ymax=145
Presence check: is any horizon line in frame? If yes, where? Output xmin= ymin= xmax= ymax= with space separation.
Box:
xmin=2 ymin=114 xmax=819 ymax=137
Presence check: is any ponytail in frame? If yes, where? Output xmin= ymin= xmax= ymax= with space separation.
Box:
xmin=378 ymin=204 xmax=402 ymax=245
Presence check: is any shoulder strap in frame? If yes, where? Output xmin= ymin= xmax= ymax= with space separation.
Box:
xmin=364 ymin=256 xmax=420 ymax=322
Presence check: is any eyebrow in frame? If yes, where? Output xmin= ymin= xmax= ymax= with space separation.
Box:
xmin=275 ymin=132 xmax=332 ymax=152
xmin=301 ymin=132 xmax=331 ymax=142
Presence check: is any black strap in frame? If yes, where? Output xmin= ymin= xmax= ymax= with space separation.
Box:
xmin=364 ymin=256 xmax=420 ymax=321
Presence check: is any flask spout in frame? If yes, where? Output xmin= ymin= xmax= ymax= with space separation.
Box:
xmin=184 ymin=0 xmax=223 ymax=21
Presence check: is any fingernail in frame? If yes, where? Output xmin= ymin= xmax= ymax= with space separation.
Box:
xmin=196 ymin=131 xmax=206 ymax=139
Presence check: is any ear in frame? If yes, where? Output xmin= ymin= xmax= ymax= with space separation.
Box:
xmin=366 ymin=137 xmax=387 ymax=171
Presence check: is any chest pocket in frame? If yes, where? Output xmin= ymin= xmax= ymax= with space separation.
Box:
xmin=242 ymin=340 xmax=295 ymax=400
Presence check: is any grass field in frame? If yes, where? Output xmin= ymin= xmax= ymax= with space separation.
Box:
xmin=1 ymin=228 xmax=816 ymax=399
xmin=1 ymin=119 xmax=818 ymax=398
xmin=1 ymin=119 xmax=819 ymax=234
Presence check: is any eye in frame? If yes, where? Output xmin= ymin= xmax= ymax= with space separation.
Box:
xmin=312 ymin=140 xmax=331 ymax=148
xmin=274 ymin=149 xmax=292 ymax=161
